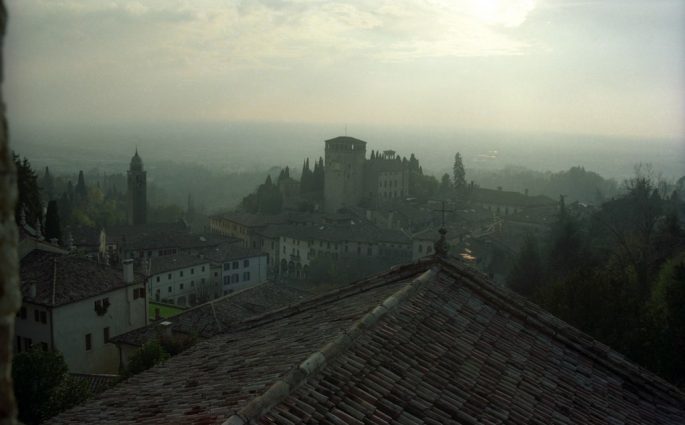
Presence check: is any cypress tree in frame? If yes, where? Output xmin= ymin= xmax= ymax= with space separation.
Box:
xmin=44 ymin=200 xmax=62 ymax=243
xmin=75 ymin=170 xmax=88 ymax=200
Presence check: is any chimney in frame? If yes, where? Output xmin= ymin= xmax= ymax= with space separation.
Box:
xmin=29 ymin=283 xmax=37 ymax=298
xmin=122 ymin=259 xmax=134 ymax=284
xmin=159 ymin=320 xmax=173 ymax=337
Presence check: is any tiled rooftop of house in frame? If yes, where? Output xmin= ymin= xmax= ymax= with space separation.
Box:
xmin=198 ymin=243 xmax=266 ymax=265
xmin=259 ymin=222 xmax=410 ymax=244
xmin=149 ymin=254 xmax=210 ymax=276
xmin=50 ymin=256 xmax=685 ymax=424
xmin=71 ymin=373 xmax=119 ymax=395
xmin=471 ymin=187 xmax=556 ymax=208
xmin=106 ymin=222 xmax=236 ymax=250
xmin=111 ymin=281 xmax=316 ymax=347
xmin=20 ymin=251 xmax=143 ymax=307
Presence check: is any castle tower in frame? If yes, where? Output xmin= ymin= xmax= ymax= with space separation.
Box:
xmin=127 ymin=149 xmax=147 ymax=225
xmin=324 ymin=136 xmax=366 ymax=212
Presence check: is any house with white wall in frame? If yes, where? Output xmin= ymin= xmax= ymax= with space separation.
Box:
xmin=148 ymin=254 xmax=212 ymax=306
xmin=200 ymin=243 xmax=268 ymax=293
xmin=16 ymin=251 xmax=147 ymax=374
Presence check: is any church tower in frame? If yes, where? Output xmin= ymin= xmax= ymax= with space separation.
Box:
xmin=127 ymin=149 xmax=147 ymax=225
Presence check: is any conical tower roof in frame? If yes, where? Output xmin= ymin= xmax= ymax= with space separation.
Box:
xmin=130 ymin=149 xmax=144 ymax=171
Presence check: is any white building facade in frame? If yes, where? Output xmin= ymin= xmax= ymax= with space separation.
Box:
xmin=16 ymin=255 xmax=147 ymax=374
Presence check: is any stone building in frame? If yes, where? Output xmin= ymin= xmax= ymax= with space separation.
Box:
xmin=324 ymin=136 xmax=411 ymax=212
xmin=324 ymin=136 xmax=367 ymax=212
xmin=127 ymin=149 xmax=147 ymax=225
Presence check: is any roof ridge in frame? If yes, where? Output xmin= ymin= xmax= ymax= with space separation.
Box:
xmin=209 ymin=299 xmax=223 ymax=333
xmin=110 ymin=281 xmax=274 ymax=344
xmin=227 ymin=259 xmax=435 ymax=334
xmin=223 ymin=266 xmax=440 ymax=425
xmin=51 ymin=257 xmax=58 ymax=306
xmin=438 ymin=257 xmax=685 ymax=405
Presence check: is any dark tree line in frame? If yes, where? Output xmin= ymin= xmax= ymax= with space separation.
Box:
xmin=507 ymin=170 xmax=685 ymax=386
xmin=300 ymin=157 xmax=324 ymax=200
xmin=241 ymin=175 xmax=283 ymax=214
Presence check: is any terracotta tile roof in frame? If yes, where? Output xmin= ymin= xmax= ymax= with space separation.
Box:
xmin=20 ymin=251 xmax=143 ymax=307
xmin=149 ymin=254 xmax=210 ymax=275
xmin=50 ymin=257 xmax=685 ymax=424
xmin=111 ymin=281 xmax=316 ymax=347
xmin=70 ymin=373 xmax=119 ymax=395
xmin=259 ymin=222 xmax=410 ymax=244
xmin=198 ymin=243 xmax=266 ymax=265
xmin=471 ymin=188 xmax=556 ymax=208
xmin=260 ymin=259 xmax=685 ymax=424
xmin=106 ymin=222 xmax=236 ymax=250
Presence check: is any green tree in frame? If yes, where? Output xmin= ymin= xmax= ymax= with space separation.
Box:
xmin=453 ymin=152 xmax=466 ymax=192
xmin=74 ymin=170 xmax=88 ymax=202
xmin=13 ymin=153 xmax=43 ymax=227
xmin=40 ymin=166 xmax=55 ymax=201
xmin=438 ymin=173 xmax=452 ymax=196
xmin=44 ymin=200 xmax=62 ymax=243
xmin=12 ymin=349 xmax=91 ymax=424
xmin=507 ymin=234 xmax=544 ymax=297
xmin=124 ymin=340 xmax=170 ymax=377
xmin=647 ymin=253 xmax=685 ymax=385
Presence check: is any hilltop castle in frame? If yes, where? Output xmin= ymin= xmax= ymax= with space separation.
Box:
xmin=324 ymin=136 xmax=411 ymax=212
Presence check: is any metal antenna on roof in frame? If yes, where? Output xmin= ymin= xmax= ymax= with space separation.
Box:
xmin=434 ymin=201 xmax=453 ymax=229
xmin=433 ymin=201 xmax=453 ymax=257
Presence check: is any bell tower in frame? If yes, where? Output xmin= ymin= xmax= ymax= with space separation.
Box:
xmin=127 ymin=149 xmax=147 ymax=225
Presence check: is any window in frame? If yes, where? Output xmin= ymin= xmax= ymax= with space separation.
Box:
xmin=201 ymin=266 xmax=205 ymax=272
xmin=168 ymin=286 xmax=172 ymax=293
xmin=191 ymin=268 xmax=194 ymax=275
xmin=214 ymin=272 xmax=218 ymax=277
xmin=17 ymin=306 xmax=27 ymax=319
xmin=179 ymin=270 xmax=184 ymax=277
xmin=232 ymin=261 xmax=239 ymax=269
xmin=133 ymin=288 xmax=145 ymax=299
xmin=223 ymin=276 xmax=230 ymax=285
xmin=180 ymin=283 xmax=184 ymax=290
xmin=41 ymin=342 xmax=49 ymax=351
xmin=94 ymin=298 xmax=109 ymax=315
xmin=34 ymin=309 xmax=40 ymax=322
xmin=24 ymin=338 xmax=32 ymax=351
xmin=243 ymin=259 xmax=249 ymax=267
xmin=103 ymin=327 xmax=110 ymax=342
xmin=232 ymin=273 xmax=239 ymax=283
xmin=224 ymin=263 xmax=230 ymax=271
xmin=40 ymin=311 xmax=47 ymax=324
xmin=85 ymin=334 xmax=92 ymax=351
xmin=243 ymin=272 xmax=250 ymax=281
xmin=367 ymin=247 xmax=372 ymax=256
xmin=191 ymin=280 xmax=195 ymax=287
xmin=156 ymin=276 xmax=160 ymax=282
xmin=168 ymin=273 xmax=172 ymax=280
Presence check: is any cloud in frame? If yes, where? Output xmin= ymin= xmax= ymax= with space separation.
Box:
xmin=7 ymin=0 xmax=538 ymax=75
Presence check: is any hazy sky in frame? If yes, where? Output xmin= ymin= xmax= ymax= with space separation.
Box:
xmin=5 ymin=0 xmax=684 ymax=139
